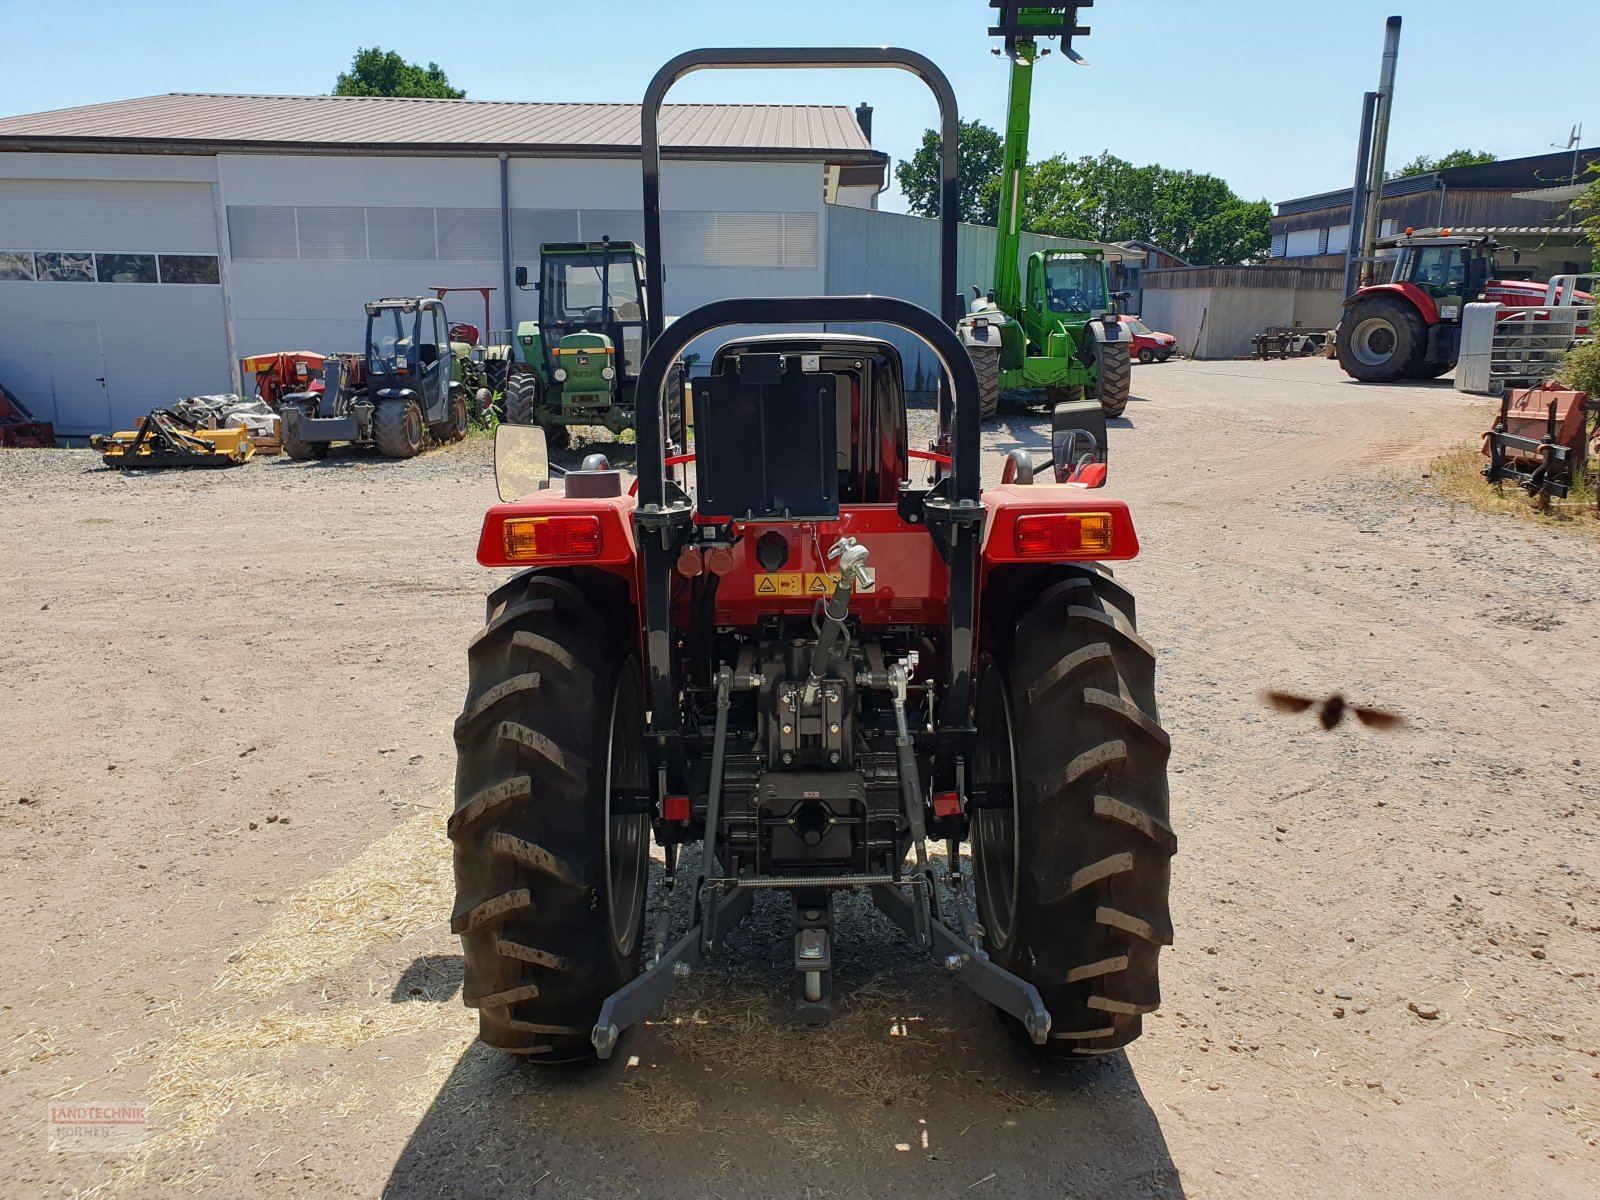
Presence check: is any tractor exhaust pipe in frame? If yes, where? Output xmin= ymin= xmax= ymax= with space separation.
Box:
xmin=1357 ymin=16 xmax=1402 ymax=288
xmin=1344 ymin=90 xmax=1377 ymax=299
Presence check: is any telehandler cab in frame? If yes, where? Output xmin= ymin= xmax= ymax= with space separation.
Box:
xmin=448 ymin=39 xmax=1173 ymax=1066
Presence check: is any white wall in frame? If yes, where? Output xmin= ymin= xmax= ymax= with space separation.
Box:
xmin=0 ymin=171 xmax=230 ymax=435
xmin=217 ymin=154 xmax=828 ymax=365
xmin=1142 ymin=286 xmax=1339 ymax=359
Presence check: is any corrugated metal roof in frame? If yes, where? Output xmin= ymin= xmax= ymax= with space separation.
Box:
xmin=1275 ymin=147 xmax=1599 ymax=216
xmin=0 ymin=93 xmax=883 ymax=162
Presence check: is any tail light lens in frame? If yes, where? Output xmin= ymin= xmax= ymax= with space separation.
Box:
xmin=502 ymin=516 xmax=603 ymax=561
xmin=1013 ymin=512 xmax=1114 ymax=558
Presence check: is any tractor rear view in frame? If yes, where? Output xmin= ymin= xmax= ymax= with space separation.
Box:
xmin=447 ymin=37 xmax=1173 ymax=1067
xmin=957 ymin=4 xmax=1133 ymax=419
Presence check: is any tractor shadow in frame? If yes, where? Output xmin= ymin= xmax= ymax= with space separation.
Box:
xmin=381 ymin=883 xmax=1183 ymax=1200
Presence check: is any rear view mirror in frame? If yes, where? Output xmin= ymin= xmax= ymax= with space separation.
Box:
xmin=1051 ymin=400 xmax=1108 ymax=487
xmin=494 ymin=424 xmax=550 ymax=501
xmin=514 ymin=266 xmax=528 ymax=288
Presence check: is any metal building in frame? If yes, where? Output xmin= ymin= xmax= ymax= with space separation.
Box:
xmin=0 ymin=92 xmax=887 ymax=437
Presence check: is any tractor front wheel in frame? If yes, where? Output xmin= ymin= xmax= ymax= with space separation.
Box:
xmin=1090 ymin=341 xmax=1132 ymax=418
xmin=970 ymin=345 xmax=1000 ymax=421
xmin=504 ymin=375 xmax=570 ymax=450
xmin=450 ymin=571 xmax=649 ymax=1061
xmin=374 ymin=397 xmax=424 ymax=459
xmin=503 ymin=374 xmax=538 ymax=426
xmin=280 ymin=403 xmax=327 ymax=461
xmin=1337 ymin=296 xmax=1425 ymax=383
xmin=972 ymin=568 xmax=1174 ymax=1058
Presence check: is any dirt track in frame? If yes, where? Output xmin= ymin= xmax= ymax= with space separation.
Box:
xmin=2 ymin=357 xmax=1596 ymax=1199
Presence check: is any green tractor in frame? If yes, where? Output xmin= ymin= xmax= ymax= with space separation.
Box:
xmin=504 ymin=238 xmax=651 ymax=449
xmin=956 ymin=4 xmax=1132 ymax=419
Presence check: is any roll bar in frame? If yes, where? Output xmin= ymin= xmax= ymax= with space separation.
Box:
xmin=633 ymin=296 xmax=981 ymax=509
xmin=640 ymin=47 xmax=962 ymax=342
xmin=633 ymin=50 xmax=982 ymax=770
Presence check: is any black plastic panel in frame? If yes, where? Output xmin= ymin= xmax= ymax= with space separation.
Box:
xmin=695 ymin=355 xmax=839 ymax=521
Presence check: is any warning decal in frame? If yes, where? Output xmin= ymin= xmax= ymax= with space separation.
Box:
xmin=754 ymin=573 xmax=804 ymax=596
xmin=805 ymin=573 xmax=834 ymax=595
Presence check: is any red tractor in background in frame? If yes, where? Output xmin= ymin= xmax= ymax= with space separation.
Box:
xmin=1336 ymin=228 xmax=1570 ymax=383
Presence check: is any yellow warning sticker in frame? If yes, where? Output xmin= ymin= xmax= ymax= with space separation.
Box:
xmin=754 ymin=573 xmax=804 ymax=596
xmin=804 ymin=572 xmax=874 ymax=594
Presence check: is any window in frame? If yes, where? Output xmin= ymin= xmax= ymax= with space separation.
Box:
xmin=1326 ymin=224 xmax=1350 ymax=255
xmin=662 ymin=211 xmax=818 ymax=269
xmin=228 ymin=206 xmax=298 ymax=259
xmin=0 ymin=252 xmax=35 ymax=281
xmin=159 ymin=254 xmax=220 ymax=284
xmin=296 ymin=207 xmax=367 ymax=260
xmin=1284 ymin=228 xmax=1322 ymax=258
xmin=436 ymin=208 xmax=500 ymax=261
xmin=1270 ymin=231 xmax=1288 ymax=258
xmin=368 ymin=207 xmax=437 ymax=261
xmin=1042 ymin=256 xmax=1108 ymax=314
xmin=35 ymin=252 xmax=94 ymax=282
xmin=95 ymin=253 xmax=158 ymax=283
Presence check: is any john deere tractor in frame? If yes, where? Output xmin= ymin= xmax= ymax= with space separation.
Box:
xmin=956 ymin=5 xmax=1132 ymax=419
xmin=503 ymin=239 xmax=651 ymax=449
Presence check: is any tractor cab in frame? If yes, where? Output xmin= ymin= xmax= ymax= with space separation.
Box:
xmin=1381 ymin=230 xmax=1496 ymax=313
xmin=1034 ymin=249 xmax=1110 ymax=320
xmin=364 ymin=297 xmax=453 ymax=418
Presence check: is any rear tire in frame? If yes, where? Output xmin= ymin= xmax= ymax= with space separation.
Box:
xmin=450 ymin=571 xmax=649 ymax=1062
xmin=374 ymin=397 xmax=424 ymax=459
xmin=503 ymin=374 xmax=539 ymax=425
xmin=970 ymin=345 xmax=1000 ymax=421
xmin=1337 ymin=296 xmax=1425 ymax=383
xmin=485 ymin=357 xmax=509 ymax=396
xmin=1090 ymin=341 xmax=1132 ymax=418
xmin=972 ymin=568 xmax=1174 ymax=1058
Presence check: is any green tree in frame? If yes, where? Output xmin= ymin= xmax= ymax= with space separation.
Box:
xmin=895 ymin=119 xmax=1005 ymax=224
xmin=334 ymin=48 xmax=465 ymax=99
xmin=1390 ymin=149 xmax=1498 ymax=178
xmin=1019 ymin=152 xmax=1271 ymax=264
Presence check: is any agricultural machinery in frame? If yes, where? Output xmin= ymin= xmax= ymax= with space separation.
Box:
xmin=277 ymin=297 xmax=476 ymax=460
xmin=449 ymin=33 xmax=1173 ymax=1067
xmin=957 ymin=4 xmax=1133 ymax=418
xmin=1337 ymin=228 xmax=1568 ymax=383
xmin=503 ymin=238 xmax=664 ymax=449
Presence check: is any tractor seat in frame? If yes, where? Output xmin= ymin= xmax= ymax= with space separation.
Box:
xmin=614 ymin=301 xmax=642 ymax=322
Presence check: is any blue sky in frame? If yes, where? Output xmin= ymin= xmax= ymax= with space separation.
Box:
xmin=3 ymin=0 xmax=1594 ymax=210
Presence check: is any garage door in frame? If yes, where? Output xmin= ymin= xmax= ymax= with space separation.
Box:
xmin=0 ymin=179 xmax=232 ymax=438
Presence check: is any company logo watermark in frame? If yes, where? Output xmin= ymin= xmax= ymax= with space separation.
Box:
xmin=48 ymin=1101 xmax=147 ymax=1153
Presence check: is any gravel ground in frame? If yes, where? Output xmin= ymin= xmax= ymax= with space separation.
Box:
xmin=1 ymin=357 xmax=1596 ymax=1200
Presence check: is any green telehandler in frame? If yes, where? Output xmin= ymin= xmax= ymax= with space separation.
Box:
xmin=957 ymin=3 xmax=1132 ymax=419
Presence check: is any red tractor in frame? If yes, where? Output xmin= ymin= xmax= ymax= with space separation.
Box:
xmin=1336 ymin=228 xmax=1557 ymax=383
xmin=447 ymin=41 xmax=1175 ymax=1066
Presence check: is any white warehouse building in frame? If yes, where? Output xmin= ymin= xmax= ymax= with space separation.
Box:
xmin=0 ymin=92 xmax=890 ymax=438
